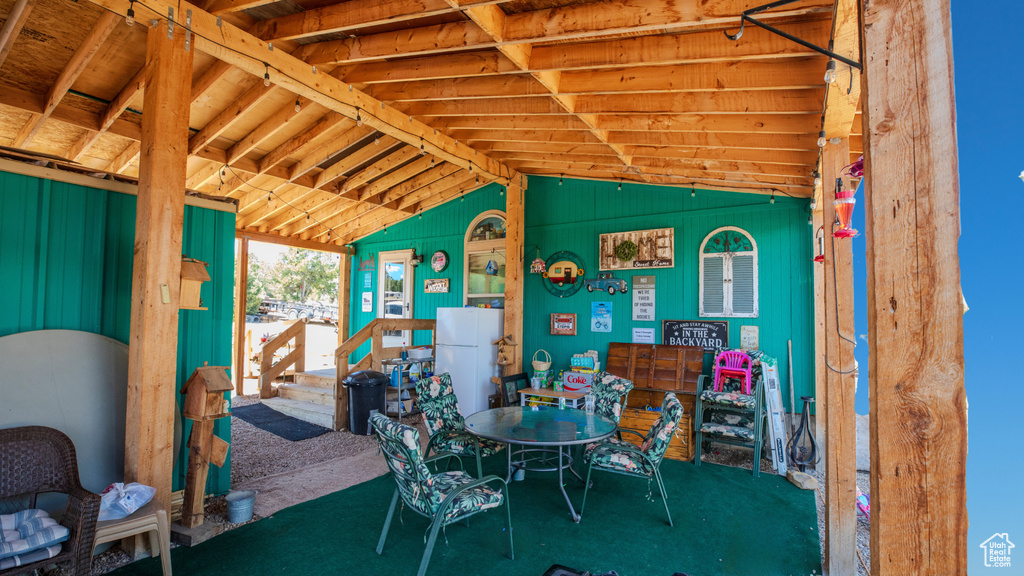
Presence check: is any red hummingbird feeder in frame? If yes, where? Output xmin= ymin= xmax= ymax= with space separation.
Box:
xmin=833 ymin=178 xmax=858 ymax=239
xmin=813 ymin=227 xmax=825 ymax=263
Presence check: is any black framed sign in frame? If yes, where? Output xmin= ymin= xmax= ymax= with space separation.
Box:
xmin=662 ymin=320 xmax=729 ymax=351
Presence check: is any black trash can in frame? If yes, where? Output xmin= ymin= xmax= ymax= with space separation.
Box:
xmin=343 ymin=370 xmax=388 ymax=435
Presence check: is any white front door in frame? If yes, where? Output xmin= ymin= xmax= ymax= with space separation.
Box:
xmin=377 ymin=250 xmax=415 ymax=347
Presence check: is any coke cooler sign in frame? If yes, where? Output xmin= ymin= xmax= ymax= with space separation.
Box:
xmin=563 ymin=371 xmax=594 ymax=392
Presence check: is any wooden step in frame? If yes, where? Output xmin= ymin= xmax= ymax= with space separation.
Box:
xmin=295 ymin=369 xmax=335 ymax=389
xmin=262 ymin=397 xmax=335 ymax=429
xmin=279 ymin=384 xmax=334 ymax=406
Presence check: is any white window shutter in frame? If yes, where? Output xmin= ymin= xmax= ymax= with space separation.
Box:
xmin=731 ymin=254 xmax=756 ymax=315
xmin=701 ymin=255 xmax=725 ymax=316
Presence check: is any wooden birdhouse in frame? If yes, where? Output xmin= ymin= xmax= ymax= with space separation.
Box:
xmin=180 ymin=257 xmax=211 ymax=310
xmin=493 ymin=335 xmax=518 ymax=366
xmin=180 ymin=365 xmax=233 ymax=421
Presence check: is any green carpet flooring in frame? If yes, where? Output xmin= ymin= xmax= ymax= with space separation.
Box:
xmin=111 ymin=457 xmax=820 ymax=576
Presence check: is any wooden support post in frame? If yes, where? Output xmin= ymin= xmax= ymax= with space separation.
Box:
xmin=333 ymin=247 xmax=351 ymax=430
xmin=861 ymin=0 xmax=968 ymax=573
xmin=124 ymin=21 xmax=194 ymax=513
xmin=234 ymin=237 xmax=249 ymax=395
xmin=821 ymin=139 xmax=856 ymax=576
xmin=812 ymin=207 xmax=827 ymax=468
xmin=180 ymin=420 xmax=214 ymax=528
xmin=338 ymin=248 xmax=350 ymax=346
xmin=503 ymin=175 xmax=525 ymax=373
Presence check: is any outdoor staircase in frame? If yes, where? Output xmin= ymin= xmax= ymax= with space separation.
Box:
xmin=263 ymin=369 xmax=336 ymax=429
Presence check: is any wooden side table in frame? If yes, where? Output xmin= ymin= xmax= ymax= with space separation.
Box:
xmin=93 ymin=500 xmax=172 ymax=576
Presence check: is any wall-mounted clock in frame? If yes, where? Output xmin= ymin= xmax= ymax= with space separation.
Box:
xmin=430 ymin=250 xmax=449 ymax=273
xmin=542 ymin=251 xmax=586 ymax=297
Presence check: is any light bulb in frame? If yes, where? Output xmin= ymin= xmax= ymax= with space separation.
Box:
xmin=691 ymin=189 xmax=696 ymax=198
xmin=810 ymin=200 xmax=817 ymax=210
xmin=813 ymin=171 xmax=822 ymax=187
xmin=264 ymin=71 xmax=271 ymax=87
xmin=125 ymin=2 xmax=135 ymax=26
xmin=294 ymin=99 xmax=301 ymax=112
xmin=824 ymin=60 xmax=837 ymax=84
xmin=356 ymin=109 xmax=362 ymax=126
xmin=817 ymin=130 xmax=827 ymax=148
xmin=558 ymin=175 xmax=563 ymax=186
xmin=770 ymin=194 xmax=775 ymax=204
xmin=460 ymin=195 xmax=465 ymax=202
xmin=374 ymin=137 xmax=379 ymax=145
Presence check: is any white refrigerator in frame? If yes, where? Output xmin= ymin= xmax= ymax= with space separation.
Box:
xmin=435 ymin=307 xmax=504 ymax=417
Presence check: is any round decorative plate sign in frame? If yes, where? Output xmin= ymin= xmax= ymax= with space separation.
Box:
xmin=542 ymin=251 xmax=586 ymax=297
xmin=430 ymin=250 xmax=449 ymax=273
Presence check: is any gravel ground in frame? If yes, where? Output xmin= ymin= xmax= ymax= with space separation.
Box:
xmin=228 ymin=395 xmax=379 ymax=484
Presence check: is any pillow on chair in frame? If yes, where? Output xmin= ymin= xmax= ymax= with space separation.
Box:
xmin=0 ymin=509 xmax=69 ymax=569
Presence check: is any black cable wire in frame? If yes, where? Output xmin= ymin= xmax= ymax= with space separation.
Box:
xmin=823 ymin=214 xmax=858 ymax=375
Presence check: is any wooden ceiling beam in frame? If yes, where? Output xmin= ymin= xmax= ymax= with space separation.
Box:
xmin=284 ymin=123 xmax=372 ymax=182
xmin=261 ymin=112 xmax=351 ymax=175
xmin=191 ymin=60 xmax=234 ymax=103
xmin=253 ymin=0 xmax=454 ymax=42
xmin=67 ymin=64 xmax=146 ymax=162
xmin=402 ymin=90 xmax=825 ymax=116
xmin=472 ymin=140 xmax=818 ymax=166
xmin=500 ymin=0 xmax=830 ymax=44
xmin=338 ymin=146 xmax=421 ymax=196
xmin=313 ymin=136 xmax=401 ymax=189
xmin=340 ymin=175 xmax=486 ymax=243
xmin=189 ymin=82 xmax=278 ymax=154
xmin=299 ymin=0 xmax=831 ymax=67
xmin=0 ymin=0 xmax=34 ymax=70
xmin=12 ymin=11 xmax=120 ymax=148
xmin=430 ymin=113 xmax=819 ymax=134
xmin=489 ymin=151 xmax=809 ymax=178
xmin=455 ymin=129 xmax=815 ymax=151
xmin=91 ymin=0 xmax=514 ymax=183
xmin=198 ymin=0 xmax=277 ymax=16
xmin=368 ymin=59 xmax=823 ymax=101
xmin=105 ymin=140 xmax=141 ymax=174
xmin=343 ymin=51 xmax=521 ymax=85
xmin=227 ymin=97 xmax=312 ymax=165
xmin=338 ymin=21 xmax=830 ymax=87
xmin=529 ymin=20 xmax=830 ymax=72
xmin=356 ymin=155 xmax=435 ymax=201
xmin=445 ymin=1 xmax=639 ymax=176
xmin=502 ymin=159 xmax=810 ymax=187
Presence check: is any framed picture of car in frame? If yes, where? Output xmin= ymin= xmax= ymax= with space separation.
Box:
xmin=550 ymin=313 xmax=577 ymax=335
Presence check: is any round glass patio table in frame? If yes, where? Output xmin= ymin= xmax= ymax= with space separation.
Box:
xmin=464 ymin=406 xmax=617 ymax=522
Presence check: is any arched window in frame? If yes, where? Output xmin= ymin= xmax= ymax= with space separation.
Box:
xmin=464 ymin=210 xmax=507 ymax=307
xmin=699 ymin=226 xmax=758 ymax=318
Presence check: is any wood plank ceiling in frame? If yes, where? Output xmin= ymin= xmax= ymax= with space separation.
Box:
xmin=0 ymin=0 xmax=862 ymax=246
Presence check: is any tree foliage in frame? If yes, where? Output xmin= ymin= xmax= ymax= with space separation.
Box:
xmin=246 ymin=248 xmax=339 ymax=306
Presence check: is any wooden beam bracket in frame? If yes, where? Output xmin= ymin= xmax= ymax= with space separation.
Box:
xmin=725 ymin=0 xmax=861 ymax=69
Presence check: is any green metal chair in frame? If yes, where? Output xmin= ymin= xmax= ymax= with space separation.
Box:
xmin=580 ymin=392 xmax=685 ymax=526
xmin=589 ymin=371 xmax=634 ymax=427
xmin=693 ymin=373 xmax=767 ymax=477
xmin=415 ymin=373 xmax=505 ymax=478
xmin=370 ymin=413 xmax=514 ymax=576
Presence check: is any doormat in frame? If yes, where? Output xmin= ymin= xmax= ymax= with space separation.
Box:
xmin=231 ymin=403 xmax=331 ymax=441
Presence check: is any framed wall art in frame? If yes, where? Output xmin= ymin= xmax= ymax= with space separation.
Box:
xmin=550 ymin=313 xmax=577 ymax=336
xmin=599 ymin=228 xmax=674 ymax=271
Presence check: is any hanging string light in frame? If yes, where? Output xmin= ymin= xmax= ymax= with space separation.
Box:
xmin=125 ymin=0 xmax=135 ymax=25
xmin=356 ymin=108 xmax=362 ymax=126
xmin=263 ymin=64 xmax=271 ymax=87
xmin=559 ymin=174 xmax=563 ymax=186
xmin=294 ymin=98 xmax=301 ymax=112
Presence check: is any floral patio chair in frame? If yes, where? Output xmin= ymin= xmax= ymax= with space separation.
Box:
xmin=415 ymin=373 xmax=505 ymax=478
xmin=370 ymin=413 xmax=514 ymax=576
xmin=579 ymin=392 xmax=684 ymax=526
xmin=693 ymin=349 xmax=769 ymax=477
xmin=589 ymin=372 xmax=634 ymax=425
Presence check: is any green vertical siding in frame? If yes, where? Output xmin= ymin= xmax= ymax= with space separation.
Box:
xmin=0 ymin=171 xmax=235 ymax=494
xmin=348 ymin=176 xmax=815 ymax=411
xmin=524 ymin=177 xmax=815 ymax=411
xmin=348 ymin=184 xmax=506 ymax=359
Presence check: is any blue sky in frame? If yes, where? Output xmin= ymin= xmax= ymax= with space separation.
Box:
xmin=850 ymin=2 xmax=1023 ymax=570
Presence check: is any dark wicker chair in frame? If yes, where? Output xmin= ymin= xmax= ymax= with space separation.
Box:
xmin=0 ymin=426 xmax=101 ymax=576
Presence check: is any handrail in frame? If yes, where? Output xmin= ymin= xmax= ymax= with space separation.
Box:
xmin=332 ymin=317 xmax=437 ymax=430
xmin=258 ymin=319 xmax=306 ymax=399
